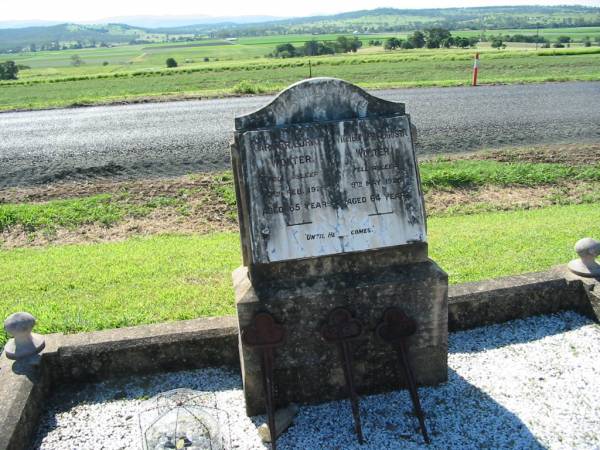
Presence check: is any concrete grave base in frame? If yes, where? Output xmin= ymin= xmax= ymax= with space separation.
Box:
xmin=234 ymin=255 xmax=448 ymax=416
xmin=1 ymin=266 xmax=598 ymax=450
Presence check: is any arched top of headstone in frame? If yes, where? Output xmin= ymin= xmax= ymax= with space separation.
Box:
xmin=235 ymin=77 xmax=405 ymax=131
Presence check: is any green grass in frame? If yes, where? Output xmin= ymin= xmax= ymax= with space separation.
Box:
xmin=0 ymin=194 xmax=182 ymax=233
xmin=0 ymin=233 xmax=241 ymax=348
xmin=191 ymin=158 xmax=600 ymax=212
xmin=1 ymin=202 xmax=599 ymax=349
xmin=1 ymin=44 xmax=600 ymax=111
xmin=428 ymin=204 xmax=600 ymax=283
xmin=2 ymin=26 xmax=598 ymax=81
xmin=419 ymin=160 xmax=600 ymax=190
xmin=454 ymin=26 xmax=600 ymax=41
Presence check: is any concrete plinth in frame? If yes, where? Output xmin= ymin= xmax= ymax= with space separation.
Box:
xmin=234 ymin=252 xmax=448 ymax=416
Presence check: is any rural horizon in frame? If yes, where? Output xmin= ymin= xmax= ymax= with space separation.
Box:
xmin=1 ymin=3 xmax=600 ymax=449
xmin=2 ymin=1 xmax=600 ymax=26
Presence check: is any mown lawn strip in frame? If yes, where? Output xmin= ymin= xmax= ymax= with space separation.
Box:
xmin=1 ymin=202 xmax=599 ymax=349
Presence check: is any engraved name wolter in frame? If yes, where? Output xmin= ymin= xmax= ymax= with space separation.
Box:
xmin=240 ymin=115 xmax=426 ymax=263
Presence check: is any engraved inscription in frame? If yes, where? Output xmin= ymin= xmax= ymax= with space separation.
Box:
xmin=239 ymin=115 xmax=426 ymax=263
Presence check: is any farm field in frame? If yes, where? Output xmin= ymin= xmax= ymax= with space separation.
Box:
xmin=3 ymin=26 xmax=600 ymax=76
xmin=454 ymin=26 xmax=600 ymax=40
xmin=1 ymin=46 xmax=600 ymax=111
xmin=1 ymin=25 xmax=600 ymax=110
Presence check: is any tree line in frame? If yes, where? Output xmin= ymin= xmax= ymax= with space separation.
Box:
xmin=269 ymin=36 xmax=363 ymax=58
xmin=487 ymin=33 xmax=600 ymax=49
xmin=381 ymin=29 xmax=479 ymax=50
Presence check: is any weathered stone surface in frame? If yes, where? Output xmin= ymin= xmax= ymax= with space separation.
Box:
xmin=0 ymin=350 xmax=51 ymax=450
xmin=234 ymin=77 xmax=405 ymax=132
xmin=3 ymin=312 xmax=45 ymax=361
xmin=257 ymin=403 xmax=299 ymax=442
xmin=568 ymin=237 xmax=600 ymax=277
xmin=587 ymin=286 xmax=600 ymax=322
xmin=49 ymin=316 xmax=239 ymax=383
xmin=234 ymin=261 xmax=448 ymax=415
xmin=249 ymin=242 xmax=427 ymax=283
xmin=232 ymin=78 xmax=426 ymax=269
xmin=448 ymin=269 xmax=586 ymax=331
xmin=564 ymin=265 xmax=600 ymax=323
xmin=236 ymin=116 xmax=425 ymax=264
xmin=231 ymin=78 xmax=446 ymax=415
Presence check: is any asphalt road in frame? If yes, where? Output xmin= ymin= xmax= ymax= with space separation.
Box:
xmin=1 ymin=81 xmax=599 ymax=188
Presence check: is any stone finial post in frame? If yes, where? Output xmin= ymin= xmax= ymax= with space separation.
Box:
xmin=567 ymin=238 xmax=600 ymax=278
xmin=3 ymin=312 xmax=45 ymax=360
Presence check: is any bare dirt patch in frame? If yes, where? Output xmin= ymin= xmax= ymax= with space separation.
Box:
xmin=3 ymin=179 xmax=598 ymax=249
xmin=425 ymin=142 xmax=600 ymax=166
xmin=0 ymin=173 xmax=226 ymax=205
xmin=425 ymin=181 xmax=600 ymax=216
xmin=0 ymin=173 xmax=239 ymax=249
xmin=1 ymin=207 xmax=238 ymax=249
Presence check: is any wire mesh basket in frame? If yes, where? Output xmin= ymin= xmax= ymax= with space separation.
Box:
xmin=138 ymin=389 xmax=231 ymax=450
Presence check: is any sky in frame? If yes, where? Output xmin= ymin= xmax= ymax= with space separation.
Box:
xmin=2 ymin=0 xmax=599 ymax=22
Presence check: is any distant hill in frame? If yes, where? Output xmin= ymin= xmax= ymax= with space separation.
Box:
xmin=193 ymin=5 xmax=600 ymax=37
xmin=0 ymin=23 xmax=156 ymax=52
xmin=1 ymin=5 xmax=599 ymax=53
xmin=0 ymin=20 xmax=63 ymax=29
xmin=97 ymin=15 xmax=285 ymax=28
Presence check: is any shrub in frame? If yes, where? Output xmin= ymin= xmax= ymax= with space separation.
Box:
xmin=384 ymin=38 xmax=402 ymax=50
xmin=0 ymin=61 xmax=19 ymax=80
xmin=70 ymin=55 xmax=83 ymax=66
xmin=232 ymin=81 xmax=269 ymax=95
xmin=166 ymin=57 xmax=178 ymax=68
xmin=491 ymin=38 xmax=505 ymax=49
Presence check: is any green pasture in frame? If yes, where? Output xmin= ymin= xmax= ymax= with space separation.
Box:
xmin=1 ymin=202 xmax=599 ymax=348
xmin=2 ymin=26 xmax=599 ymax=82
xmin=1 ymin=47 xmax=599 ymax=110
xmin=0 ymin=34 xmax=390 ymax=77
xmin=455 ymin=26 xmax=600 ymax=40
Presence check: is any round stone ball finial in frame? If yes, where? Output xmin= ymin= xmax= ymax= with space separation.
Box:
xmin=568 ymin=237 xmax=600 ymax=278
xmin=3 ymin=312 xmax=45 ymax=360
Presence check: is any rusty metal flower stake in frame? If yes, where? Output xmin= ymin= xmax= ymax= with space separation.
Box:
xmin=241 ymin=312 xmax=286 ymax=450
xmin=376 ymin=307 xmax=430 ymax=444
xmin=321 ymin=307 xmax=365 ymax=444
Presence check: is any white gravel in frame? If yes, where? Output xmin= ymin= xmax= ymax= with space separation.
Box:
xmin=34 ymin=311 xmax=600 ymax=450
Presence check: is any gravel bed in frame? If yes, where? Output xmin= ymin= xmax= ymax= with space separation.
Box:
xmin=34 ymin=311 xmax=600 ymax=449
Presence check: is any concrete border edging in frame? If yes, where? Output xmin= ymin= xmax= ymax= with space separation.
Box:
xmin=448 ymin=268 xmax=589 ymax=331
xmin=1 ymin=267 xmax=598 ymax=450
xmin=46 ymin=315 xmax=239 ymax=383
